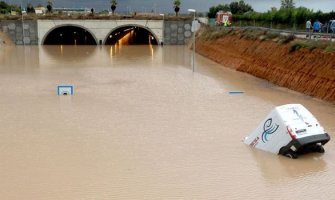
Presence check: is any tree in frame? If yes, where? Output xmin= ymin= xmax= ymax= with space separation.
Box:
xmin=271 ymin=7 xmax=277 ymax=12
xmin=208 ymin=4 xmax=230 ymax=18
xmin=293 ymin=7 xmax=313 ymax=24
xmin=111 ymin=0 xmax=117 ymax=15
xmin=238 ymin=1 xmax=253 ymax=13
xmin=281 ymin=0 xmax=295 ymax=9
xmin=26 ymin=3 xmax=35 ymax=13
xmin=229 ymin=0 xmax=253 ymax=14
xmin=0 ymin=1 xmax=10 ymax=14
xmin=174 ymin=0 xmax=181 ymax=16
xmin=47 ymin=0 xmax=53 ymax=13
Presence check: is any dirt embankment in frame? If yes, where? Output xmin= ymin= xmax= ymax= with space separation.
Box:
xmin=196 ymin=35 xmax=335 ymax=103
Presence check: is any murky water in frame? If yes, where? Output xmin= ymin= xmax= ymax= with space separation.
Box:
xmin=0 ymin=45 xmax=334 ymax=200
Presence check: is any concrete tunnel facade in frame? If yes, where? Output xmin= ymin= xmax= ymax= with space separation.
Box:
xmin=38 ymin=20 xmax=164 ymax=45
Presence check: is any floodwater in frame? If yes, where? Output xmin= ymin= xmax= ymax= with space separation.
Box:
xmin=0 ymin=45 xmax=334 ymax=200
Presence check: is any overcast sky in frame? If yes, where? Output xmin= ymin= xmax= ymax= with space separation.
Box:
xmin=7 ymin=0 xmax=335 ymax=13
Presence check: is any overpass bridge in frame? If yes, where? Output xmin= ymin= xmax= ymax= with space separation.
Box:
xmin=0 ymin=19 xmax=193 ymax=45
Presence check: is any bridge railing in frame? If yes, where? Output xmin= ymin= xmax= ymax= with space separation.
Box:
xmin=210 ymin=25 xmax=335 ymax=40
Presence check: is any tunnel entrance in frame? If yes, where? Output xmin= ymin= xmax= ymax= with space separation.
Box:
xmin=105 ymin=26 xmax=158 ymax=45
xmin=43 ymin=26 xmax=97 ymax=45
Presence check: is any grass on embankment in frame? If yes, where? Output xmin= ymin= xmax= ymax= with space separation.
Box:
xmin=290 ymin=40 xmax=335 ymax=53
xmin=198 ymin=27 xmax=335 ymax=53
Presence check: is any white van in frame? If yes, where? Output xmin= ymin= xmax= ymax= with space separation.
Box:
xmin=244 ymin=104 xmax=330 ymax=159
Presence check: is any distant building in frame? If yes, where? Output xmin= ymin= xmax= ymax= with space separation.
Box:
xmin=11 ymin=11 xmax=17 ymax=16
xmin=135 ymin=12 xmax=161 ymax=17
xmin=35 ymin=7 xmax=47 ymax=15
xmin=53 ymin=8 xmax=90 ymax=14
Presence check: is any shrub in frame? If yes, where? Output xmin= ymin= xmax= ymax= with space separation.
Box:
xmin=324 ymin=45 xmax=335 ymax=53
xmin=279 ymin=34 xmax=295 ymax=44
xmin=265 ymin=31 xmax=280 ymax=39
xmin=289 ymin=39 xmax=334 ymax=53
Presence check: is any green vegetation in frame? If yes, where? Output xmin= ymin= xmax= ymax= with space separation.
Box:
xmin=208 ymin=0 xmax=253 ymax=18
xmin=265 ymin=31 xmax=280 ymax=39
xmin=26 ymin=3 xmax=35 ymax=13
xmin=229 ymin=1 xmax=253 ymax=14
xmin=324 ymin=44 xmax=335 ymax=53
xmin=198 ymin=27 xmax=232 ymax=41
xmin=47 ymin=0 xmax=53 ymax=13
xmin=174 ymin=0 xmax=181 ymax=16
xmin=0 ymin=1 xmax=20 ymax=14
xmin=111 ymin=0 xmax=117 ymax=15
xmin=208 ymin=0 xmax=335 ymax=30
xmin=278 ymin=34 xmax=295 ymax=44
xmin=234 ymin=7 xmax=335 ymax=28
xmin=281 ymin=0 xmax=295 ymax=9
xmin=290 ymin=40 xmax=334 ymax=52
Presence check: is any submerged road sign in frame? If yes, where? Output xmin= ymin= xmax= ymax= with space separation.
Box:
xmin=57 ymin=85 xmax=74 ymax=96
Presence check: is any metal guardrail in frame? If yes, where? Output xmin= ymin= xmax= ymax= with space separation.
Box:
xmin=213 ymin=25 xmax=335 ymax=40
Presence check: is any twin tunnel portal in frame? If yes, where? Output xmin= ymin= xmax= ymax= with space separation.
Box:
xmin=43 ymin=25 xmax=159 ymax=45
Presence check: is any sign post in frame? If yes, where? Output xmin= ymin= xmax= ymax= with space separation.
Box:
xmin=188 ymin=9 xmax=197 ymax=72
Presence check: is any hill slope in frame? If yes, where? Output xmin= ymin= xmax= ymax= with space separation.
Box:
xmin=196 ymin=29 xmax=335 ymax=103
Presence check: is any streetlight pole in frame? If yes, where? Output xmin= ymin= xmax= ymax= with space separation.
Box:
xmin=160 ymin=14 xmax=164 ymax=45
xmin=21 ymin=2 xmax=25 ymax=46
xmin=188 ymin=9 xmax=196 ymax=72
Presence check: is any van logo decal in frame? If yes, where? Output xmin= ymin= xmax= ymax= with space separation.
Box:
xmin=262 ymin=118 xmax=279 ymax=143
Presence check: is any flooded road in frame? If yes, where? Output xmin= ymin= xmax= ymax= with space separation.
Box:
xmin=0 ymin=45 xmax=334 ymax=200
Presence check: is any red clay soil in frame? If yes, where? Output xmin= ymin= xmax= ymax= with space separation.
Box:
xmin=196 ymin=36 xmax=335 ymax=103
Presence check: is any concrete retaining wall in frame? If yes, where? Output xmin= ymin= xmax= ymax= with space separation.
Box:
xmin=163 ymin=20 xmax=192 ymax=45
xmin=0 ymin=20 xmax=38 ymax=45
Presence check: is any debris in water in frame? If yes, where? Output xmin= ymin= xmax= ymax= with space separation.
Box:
xmin=228 ymin=90 xmax=244 ymax=94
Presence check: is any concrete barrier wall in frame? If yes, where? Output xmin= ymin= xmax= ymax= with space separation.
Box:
xmin=0 ymin=20 xmax=38 ymax=45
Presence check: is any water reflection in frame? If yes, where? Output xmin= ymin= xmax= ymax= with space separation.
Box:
xmin=0 ymin=46 xmax=40 ymax=70
xmin=249 ymin=148 xmax=327 ymax=181
xmin=105 ymin=44 xmax=159 ymax=66
xmin=41 ymin=45 xmax=97 ymax=64
xmin=162 ymin=45 xmax=191 ymax=67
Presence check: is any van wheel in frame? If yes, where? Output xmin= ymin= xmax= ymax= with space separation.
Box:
xmin=285 ymin=151 xmax=298 ymax=159
xmin=315 ymin=144 xmax=325 ymax=153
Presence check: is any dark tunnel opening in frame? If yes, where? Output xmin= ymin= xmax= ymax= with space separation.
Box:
xmin=44 ymin=26 xmax=97 ymax=45
xmin=105 ymin=26 xmax=158 ymax=45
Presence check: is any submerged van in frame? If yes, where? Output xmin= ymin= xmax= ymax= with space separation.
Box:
xmin=244 ymin=104 xmax=331 ymax=159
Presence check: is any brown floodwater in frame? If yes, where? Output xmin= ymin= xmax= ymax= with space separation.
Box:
xmin=0 ymin=45 xmax=334 ymax=200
